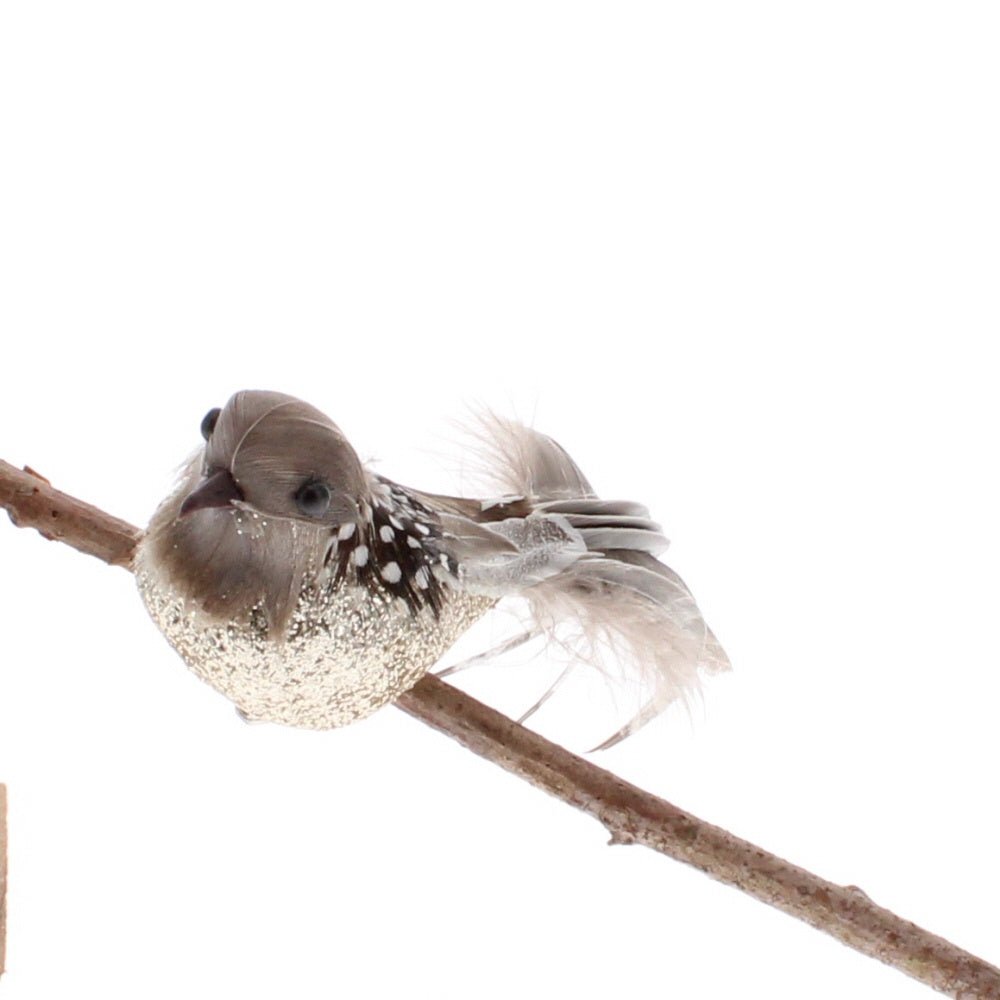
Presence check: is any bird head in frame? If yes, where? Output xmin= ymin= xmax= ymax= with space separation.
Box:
xmin=180 ymin=390 xmax=368 ymax=527
xmin=141 ymin=390 xmax=370 ymax=631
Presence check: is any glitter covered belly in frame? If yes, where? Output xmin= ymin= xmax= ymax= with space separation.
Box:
xmin=134 ymin=548 xmax=491 ymax=729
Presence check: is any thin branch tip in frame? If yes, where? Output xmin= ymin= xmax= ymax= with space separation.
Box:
xmin=0 ymin=459 xmax=141 ymax=567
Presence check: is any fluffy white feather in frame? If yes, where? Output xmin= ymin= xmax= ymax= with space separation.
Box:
xmin=459 ymin=409 xmax=595 ymax=500
xmin=456 ymin=410 xmax=730 ymax=747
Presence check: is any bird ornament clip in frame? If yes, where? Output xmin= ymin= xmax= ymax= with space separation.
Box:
xmin=135 ymin=391 xmax=728 ymax=748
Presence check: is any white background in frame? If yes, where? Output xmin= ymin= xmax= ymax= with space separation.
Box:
xmin=1 ymin=3 xmax=998 ymax=998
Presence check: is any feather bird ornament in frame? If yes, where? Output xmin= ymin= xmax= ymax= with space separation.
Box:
xmin=135 ymin=391 xmax=728 ymax=747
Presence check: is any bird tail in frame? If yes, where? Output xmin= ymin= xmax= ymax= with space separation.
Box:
xmin=459 ymin=412 xmax=730 ymax=748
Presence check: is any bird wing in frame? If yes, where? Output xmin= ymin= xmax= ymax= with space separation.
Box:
xmin=414 ymin=413 xmax=730 ymax=747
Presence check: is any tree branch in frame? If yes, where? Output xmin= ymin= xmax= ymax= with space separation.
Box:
xmin=2 ymin=457 xmax=998 ymax=998
xmin=0 ymin=461 xmax=141 ymax=568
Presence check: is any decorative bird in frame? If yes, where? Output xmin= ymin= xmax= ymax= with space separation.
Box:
xmin=135 ymin=390 xmax=728 ymax=747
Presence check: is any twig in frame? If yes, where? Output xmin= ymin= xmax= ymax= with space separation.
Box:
xmin=1 ymin=458 xmax=998 ymax=998
xmin=0 ymin=460 xmax=140 ymax=568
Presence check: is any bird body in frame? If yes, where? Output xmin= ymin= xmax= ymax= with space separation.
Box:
xmin=136 ymin=391 xmax=728 ymax=744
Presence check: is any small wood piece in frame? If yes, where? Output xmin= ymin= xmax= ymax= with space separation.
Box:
xmin=1 ymin=783 xmax=7 ymax=976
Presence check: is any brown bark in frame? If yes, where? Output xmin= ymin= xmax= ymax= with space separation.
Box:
xmin=0 ymin=460 xmax=141 ymax=568
xmin=1 ymin=458 xmax=999 ymax=997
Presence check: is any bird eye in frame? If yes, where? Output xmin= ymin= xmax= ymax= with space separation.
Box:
xmin=295 ymin=480 xmax=332 ymax=517
xmin=200 ymin=407 xmax=222 ymax=441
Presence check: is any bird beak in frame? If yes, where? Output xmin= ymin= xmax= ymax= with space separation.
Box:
xmin=179 ymin=469 xmax=245 ymax=516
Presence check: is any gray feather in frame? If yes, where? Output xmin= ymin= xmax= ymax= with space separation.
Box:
xmin=452 ymin=513 xmax=588 ymax=594
xmin=456 ymin=411 xmax=729 ymax=746
xmin=463 ymin=410 xmax=595 ymax=500
xmin=537 ymin=498 xmax=652 ymax=518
